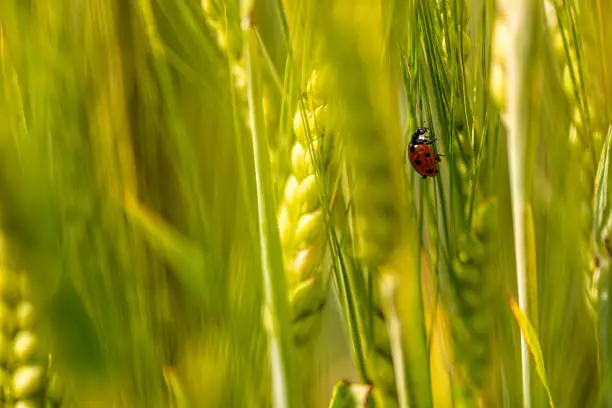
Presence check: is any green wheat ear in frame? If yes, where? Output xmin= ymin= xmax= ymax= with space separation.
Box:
xmin=277 ymin=65 xmax=337 ymax=399
xmin=330 ymin=198 xmax=399 ymax=407
xmin=201 ymin=0 xmax=279 ymax=125
xmin=0 ymin=266 xmax=61 ymax=407
xmin=202 ymin=0 xmax=285 ymax=204
xmin=441 ymin=0 xmax=472 ymax=135
xmin=202 ymin=0 xmax=246 ymax=96
xmin=427 ymin=1 xmax=500 ymax=402
xmin=338 ymin=86 xmax=403 ymax=407
xmin=544 ymin=1 xmax=604 ymax=315
xmin=449 ymin=198 xmax=498 ymax=404
xmin=306 ymin=1 xmax=434 ymax=405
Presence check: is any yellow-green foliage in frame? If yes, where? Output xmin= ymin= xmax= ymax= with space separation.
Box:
xmin=2 ymin=0 xmax=612 ymax=407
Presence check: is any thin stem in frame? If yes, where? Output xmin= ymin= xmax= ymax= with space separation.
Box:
xmin=380 ymin=274 xmax=410 ymax=408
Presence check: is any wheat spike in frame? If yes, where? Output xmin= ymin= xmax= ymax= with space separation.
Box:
xmin=276 ymin=67 xmax=338 ymax=403
xmin=544 ymin=1 xmax=604 ymax=313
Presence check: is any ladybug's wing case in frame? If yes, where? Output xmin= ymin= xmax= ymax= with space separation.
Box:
xmin=409 ymin=146 xmax=438 ymax=177
xmin=408 ymin=151 xmax=426 ymax=177
xmin=408 ymin=149 xmax=418 ymax=167
xmin=421 ymin=151 xmax=438 ymax=176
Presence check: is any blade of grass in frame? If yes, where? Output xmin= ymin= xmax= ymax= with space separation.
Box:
xmin=328 ymin=380 xmax=374 ymax=408
xmin=122 ymin=194 xmax=207 ymax=303
xmin=241 ymin=2 xmax=301 ymax=407
xmin=508 ymin=295 xmax=556 ymax=408
xmin=380 ymin=274 xmax=410 ymax=408
xmin=593 ymin=126 xmax=612 ymax=407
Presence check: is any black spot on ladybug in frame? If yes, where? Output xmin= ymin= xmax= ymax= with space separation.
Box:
xmin=415 ymin=160 xmax=422 ymax=166
xmin=425 ymin=151 xmax=431 ymax=158
xmin=426 ymin=168 xmax=434 ymax=174
xmin=410 ymin=146 xmax=416 ymax=153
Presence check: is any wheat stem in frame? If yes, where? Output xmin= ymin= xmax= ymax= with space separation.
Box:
xmin=502 ymin=0 xmax=545 ymax=405
xmin=241 ymin=2 xmax=301 ymax=407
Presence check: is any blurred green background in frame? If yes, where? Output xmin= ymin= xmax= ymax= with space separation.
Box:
xmin=0 ymin=0 xmax=611 ymax=407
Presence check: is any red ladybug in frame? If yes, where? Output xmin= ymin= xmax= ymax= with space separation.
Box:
xmin=408 ymin=127 xmax=441 ymax=179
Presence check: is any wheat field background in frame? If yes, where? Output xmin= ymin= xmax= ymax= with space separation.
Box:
xmin=0 ymin=0 xmax=610 ymax=407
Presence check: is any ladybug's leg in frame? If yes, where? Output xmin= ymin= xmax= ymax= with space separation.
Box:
xmin=435 ymin=154 xmax=442 ymax=162
xmin=422 ymin=175 xmax=427 ymax=179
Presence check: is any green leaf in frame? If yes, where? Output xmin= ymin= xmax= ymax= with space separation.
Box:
xmin=328 ymin=380 xmax=375 ymax=408
xmin=46 ymin=277 xmax=107 ymax=379
xmin=594 ymin=127 xmax=612 ymax=257
xmin=593 ymin=126 xmax=612 ymax=406
xmin=242 ymin=0 xmax=301 ymax=406
xmin=163 ymin=367 xmax=190 ymax=408
xmin=122 ymin=194 xmax=207 ymax=301
xmin=508 ymin=295 xmax=556 ymax=408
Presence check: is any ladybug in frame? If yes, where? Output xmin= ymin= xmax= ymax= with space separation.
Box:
xmin=408 ymin=127 xmax=441 ymax=179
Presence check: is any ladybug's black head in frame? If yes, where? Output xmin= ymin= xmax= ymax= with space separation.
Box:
xmin=411 ymin=127 xmax=429 ymax=144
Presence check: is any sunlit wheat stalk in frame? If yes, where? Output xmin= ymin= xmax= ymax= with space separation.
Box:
xmin=491 ymin=1 xmax=546 ymax=406
xmin=241 ymin=1 xmax=301 ymax=407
